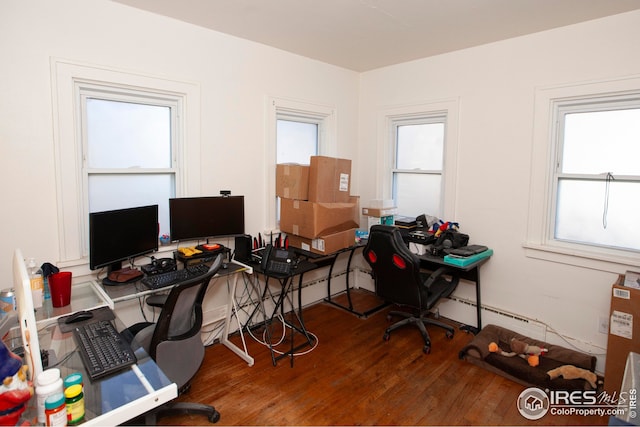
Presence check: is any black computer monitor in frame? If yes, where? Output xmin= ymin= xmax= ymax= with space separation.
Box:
xmin=169 ymin=196 xmax=245 ymax=242
xmin=89 ymin=205 xmax=159 ymax=272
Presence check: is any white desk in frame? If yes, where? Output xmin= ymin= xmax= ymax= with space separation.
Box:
xmin=102 ymin=260 xmax=255 ymax=366
xmin=8 ymin=310 xmax=177 ymax=426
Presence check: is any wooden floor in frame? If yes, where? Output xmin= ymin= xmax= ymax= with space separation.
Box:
xmin=158 ymin=290 xmax=607 ymax=426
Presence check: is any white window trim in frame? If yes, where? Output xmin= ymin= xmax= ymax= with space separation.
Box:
xmin=525 ymin=74 xmax=640 ymax=272
xmin=265 ymin=96 xmax=336 ymax=231
xmin=50 ymin=58 xmax=200 ymax=266
xmin=376 ymin=99 xmax=459 ymax=219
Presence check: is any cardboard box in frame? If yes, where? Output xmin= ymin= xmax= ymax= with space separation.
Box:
xmin=362 ymin=206 xmax=398 ymax=217
xmin=308 ymin=156 xmax=352 ymax=203
xmin=287 ymin=228 xmax=356 ymax=255
xmin=604 ymin=278 xmax=640 ymax=395
xmin=276 ymin=163 xmax=309 ymax=200
xmin=280 ymin=199 xmax=359 ymax=239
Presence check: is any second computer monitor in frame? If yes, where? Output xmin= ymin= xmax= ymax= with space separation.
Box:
xmin=169 ymin=196 xmax=245 ymax=242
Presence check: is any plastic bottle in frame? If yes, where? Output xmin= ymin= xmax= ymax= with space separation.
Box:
xmin=27 ymin=258 xmax=44 ymax=309
xmin=36 ymin=368 xmax=64 ymax=424
xmin=63 ymin=372 xmax=83 ymax=391
xmin=45 ymin=392 xmax=67 ymax=426
xmin=64 ymin=384 xmax=85 ymax=425
xmin=42 ymin=268 xmax=51 ymax=300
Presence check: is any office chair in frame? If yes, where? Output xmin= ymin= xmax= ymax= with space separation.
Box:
xmin=126 ymin=254 xmax=224 ymax=425
xmin=363 ymin=225 xmax=460 ymax=353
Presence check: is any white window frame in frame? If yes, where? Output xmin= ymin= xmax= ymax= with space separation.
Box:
xmin=391 ymin=114 xmax=447 ymax=217
xmin=526 ymin=75 xmax=640 ymax=271
xmin=377 ymin=99 xmax=460 ymax=219
xmin=51 ymin=58 xmax=200 ymax=266
xmin=265 ymin=96 xmax=336 ymax=231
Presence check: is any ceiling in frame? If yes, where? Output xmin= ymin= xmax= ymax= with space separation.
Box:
xmin=112 ymin=0 xmax=640 ymax=72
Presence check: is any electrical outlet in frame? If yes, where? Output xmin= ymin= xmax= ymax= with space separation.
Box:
xmin=598 ymin=316 xmax=609 ymax=334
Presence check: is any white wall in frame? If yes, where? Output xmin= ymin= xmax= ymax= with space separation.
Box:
xmin=358 ymin=10 xmax=640 ymax=371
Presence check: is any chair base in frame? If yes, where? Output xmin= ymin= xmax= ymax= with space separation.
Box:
xmin=384 ymin=310 xmax=454 ymax=353
xmin=126 ymin=401 xmax=220 ymax=425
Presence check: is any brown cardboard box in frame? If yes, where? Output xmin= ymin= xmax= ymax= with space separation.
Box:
xmin=280 ymin=198 xmax=358 ymax=239
xmin=308 ymin=156 xmax=352 ymax=203
xmin=362 ymin=206 xmax=398 ymax=217
xmin=287 ymin=228 xmax=356 ymax=255
xmin=604 ymin=277 xmax=640 ymax=395
xmin=276 ymin=163 xmax=309 ymax=200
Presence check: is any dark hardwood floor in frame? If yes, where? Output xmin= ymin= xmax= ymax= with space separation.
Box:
xmin=158 ymin=290 xmax=607 ymax=426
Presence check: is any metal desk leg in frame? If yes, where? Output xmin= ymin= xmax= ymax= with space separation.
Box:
xmin=459 ymin=266 xmax=482 ymax=335
xmin=220 ymin=273 xmax=255 ymax=366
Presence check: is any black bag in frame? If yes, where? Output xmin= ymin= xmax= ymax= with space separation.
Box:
xmin=430 ymin=229 xmax=469 ymax=256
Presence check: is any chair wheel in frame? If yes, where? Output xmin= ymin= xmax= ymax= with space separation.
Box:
xmin=386 ymin=315 xmax=392 ymax=322
xmin=209 ymin=410 xmax=221 ymax=423
xmin=446 ymin=331 xmax=454 ymax=339
xmin=423 ymin=345 xmax=431 ymax=354
xmin=383 ymin=332 xmax=390 ymax=341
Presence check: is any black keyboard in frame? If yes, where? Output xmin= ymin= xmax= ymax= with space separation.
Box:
xmin=141 ymin=263 xmax=211 ymax=290
xmin=73 ymin=320 xmax=136 ymax=381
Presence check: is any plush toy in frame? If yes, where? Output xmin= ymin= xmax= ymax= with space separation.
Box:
xmin=0 ymin=341 xmax=33 ymax=426
xmin=547 ymin=365 xmax=598 ymax=389
xmin=489 ymin=338 xmax=548 ymax=367
xmin=433 ymin=221 xmax=460 ymax=237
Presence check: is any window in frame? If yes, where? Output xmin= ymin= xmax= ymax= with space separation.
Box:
xmin=275 ymin=118 xmax=318 ymax=221
xmin=267 ymin=97 xmax=336 ymax=229
xmin=392 ymin=117 xmax=445 ymax=217
xmin=51 ymin=59 xmax=200 ymax=265
xmin=553 ymin=100 xmax=640 ymax=252
xmin=527 ymin=76 xmax=640 ymax=270
xmin=81 ymin=90 xmax=178 ymax=236
xmin=378 ymin=100 xmax=459 ymax=221
xmin=276 ymin=119 xmax=318 ymax=164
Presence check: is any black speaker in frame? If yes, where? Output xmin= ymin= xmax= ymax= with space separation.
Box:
xmin=234 ymin=234 xmax=252 ymax=262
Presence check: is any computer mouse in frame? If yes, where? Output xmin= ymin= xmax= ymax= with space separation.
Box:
xmin=64 ymin=310 xmax=94 ymax=324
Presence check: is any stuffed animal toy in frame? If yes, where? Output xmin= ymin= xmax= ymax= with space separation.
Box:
xmin=433 ymin=221 xmax=460 ymax=237
xmin=489 ymin=338 xmax=548 ymax=367
xmin=547 ymin=365 xmax=598 ymax=389
xmin=0 ymin=341 xmax=33 ymax=426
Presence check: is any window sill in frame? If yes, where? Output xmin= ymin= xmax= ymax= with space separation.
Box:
xmin=523 ymin=242 xmax=640 ymax=273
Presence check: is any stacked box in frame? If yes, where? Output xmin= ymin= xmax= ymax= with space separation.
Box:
xmin=276 ymin=163 xmax=309 ymax=200
xmin=280 ymin=198 xmax=359 ymax=239
xmin=308 ymin=156 xmax=352 ymax=203
xmin=287 ymin=228 xmax=357 ymax=255
xmin=277 ymin=156 xmax=358 ymax=253
xmin=362 ymin=204 xmax=397 ymax=230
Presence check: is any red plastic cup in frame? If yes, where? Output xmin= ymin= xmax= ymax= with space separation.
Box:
xmin=49 ymin=272 xmax=72 ymax=307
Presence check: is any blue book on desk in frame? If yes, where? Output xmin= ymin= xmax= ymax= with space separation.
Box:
xmin=444 ymin=248 xmax=493 ymax=267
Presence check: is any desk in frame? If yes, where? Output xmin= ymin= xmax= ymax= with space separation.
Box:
xmin=417 ymin=253 xmax=490 ymax=334
xmin=102 ymin=260 xmax=255 ymax=366
xmin=9 ymin=310 xmax=177 ymax=426
xmin=244 ymin=259 xmax=319 ymax=366
xmin=316 ymin=242 xmax=388 ymax=318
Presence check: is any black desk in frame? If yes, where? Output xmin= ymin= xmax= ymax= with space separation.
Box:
xmin=311 ymin=242 xmax=389 ymax=318
xmin=417 ymin=253 xmax=491 ymax=334
xmin=246 ymin=259 xmax=320 ymax=366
